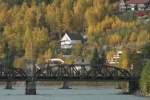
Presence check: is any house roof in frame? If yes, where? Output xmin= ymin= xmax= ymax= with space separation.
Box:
xmin=66 ymin=33 xmax=84 ymax=41
xmin=127 ymin=0 xmax=150 ymax=4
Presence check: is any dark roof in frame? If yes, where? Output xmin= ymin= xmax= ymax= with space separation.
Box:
xmin=127 ymin=0 xmax=149 ymax=4
xmin=67 ymin=33 xmax=84 ymax=41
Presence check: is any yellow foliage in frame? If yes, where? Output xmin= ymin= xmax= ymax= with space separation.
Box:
xmin=64 ymin=57 xmax=74 ymax=64
xmin=74 ymin=43 xmax=82 ymax=49
xmin=97 ymin=16 xmax=114 ymax=32
xmin=111 ymin=17 xmax=137 ymax=29
xmin=85 ymin=7 xmax=98 ymax=26
xmin=62 ymin=9 xmax=73 ymax=32
xmin=36 ymin=54 xmax=45 ymax=64
xmin=24 ymin=40 xmax=35 ymax=60
xmin=107 ymin=51 xmax=115 ymax=61
xmin=14 ymin=57 xmax=26 ymax=68
xmin=129 ymin=32 xmax=137 ymax=42
xmin=87 ymin=26 xmax=95 ymax=35
xmin=57 ymin=53 xmax=63 ymax=59
xmin=0 ymin=44 xmax=4 ymax=60
xmin=121 ymin=58 xmax=129 ymax=69
xmin=37 ymin=48 xmax=52 ymax=64
xmin=72 ymin=43 xmax=82 ymax=56
xmin=137 ymin=30 xmax=150 ymax=46
xmin=119 ymin=50 xmax=129 ymax=69
xmin=44 ymin=48 xmax=52 ymax=61
xmin=0 ymin=9 xmax=7 ymax=24
xmin=109 ymin=33 xmax=122 ymax=46
xmin=74 ymin=0 xmax=89 ymax=15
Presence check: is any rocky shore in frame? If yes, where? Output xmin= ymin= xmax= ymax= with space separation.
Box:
xmin=135 ymin=90 xmax=150 ymax=97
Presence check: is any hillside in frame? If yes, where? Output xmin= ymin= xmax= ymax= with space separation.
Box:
xmin=0 ymin=0 xmax=149 ymax=67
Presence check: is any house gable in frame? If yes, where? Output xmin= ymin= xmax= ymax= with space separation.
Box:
xmin=61 ymin=33 xmax=71 ymax=42
xmin=61 ymin=33 xmax=72 ymax=49
xmin=120 ymin=0 xmax=126 ymax=6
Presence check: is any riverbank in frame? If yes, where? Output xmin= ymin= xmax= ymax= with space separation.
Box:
xmin=135 ymin=90 xmax=150 ymax=97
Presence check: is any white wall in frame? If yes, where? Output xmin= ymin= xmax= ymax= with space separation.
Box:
xmin=61 ymin=33 xmax=72 ymax=49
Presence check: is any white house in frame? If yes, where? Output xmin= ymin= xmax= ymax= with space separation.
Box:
xmin=119 ymin=0 xmax=150 ymax=12
xmin=60 ymin=33 xmax=84 ymax=49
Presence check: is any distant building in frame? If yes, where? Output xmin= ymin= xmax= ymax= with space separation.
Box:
xmin=119 ymin=0 xmax=127 ymax=12
xmin=119 ymin=0 xmax=150 ymax=12
xmin=60 ymin=33 xmax=85 ymax=49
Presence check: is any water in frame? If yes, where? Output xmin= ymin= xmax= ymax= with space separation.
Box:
xmin=0 ymin=85 xmax=149 ymax=100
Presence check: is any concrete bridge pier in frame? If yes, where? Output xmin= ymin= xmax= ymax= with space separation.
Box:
xmin=129 ymin=79 xmax=139 ymax=94
xmin=25 ymin=59 xmax=37 ymax=95
xmin=60 ymin=81 xmax=70 ymax=89
xmin=25 ymin=79 xmax=36 ymax=95
xmin=5 ymin=80 xmax=12 ymax=89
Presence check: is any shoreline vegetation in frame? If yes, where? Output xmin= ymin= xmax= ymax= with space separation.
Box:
xmin=135 ymin=90 xmax=150 ymax=97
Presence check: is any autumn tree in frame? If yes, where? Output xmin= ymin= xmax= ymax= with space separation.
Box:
xmin=118 ymin=50 xmax=129 ymax=69
xmin=62 ymin=9 xmax=73 ymax=32
xmin=109 ymin=33 xmax=122 ymax=46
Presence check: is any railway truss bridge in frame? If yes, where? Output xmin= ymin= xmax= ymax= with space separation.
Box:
xmin=0 ymin=63 xmax=139 ymax=95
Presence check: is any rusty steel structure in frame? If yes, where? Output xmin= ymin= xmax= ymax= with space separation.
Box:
xmin=0 ymin=63 xmax=134 ymax=81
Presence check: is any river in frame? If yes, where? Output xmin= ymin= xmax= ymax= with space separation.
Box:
xmin=0 ymin=83 xmax=149 ymax=100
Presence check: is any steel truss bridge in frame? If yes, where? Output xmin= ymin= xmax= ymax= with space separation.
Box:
xmin=0 ymin=64 xmax=133 ymax=81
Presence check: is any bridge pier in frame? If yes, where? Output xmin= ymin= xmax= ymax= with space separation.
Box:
xmin=60 ymin=81 xmax=70 ymax=89
xmin=129 ymin=79 xmax=139 ymax=94
xmin=25 ymin=79 xmax=36 ymax=95
xmin=5 ymin=80 xmax=12 ymax=89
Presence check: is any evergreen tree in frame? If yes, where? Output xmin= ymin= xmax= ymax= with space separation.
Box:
xmin=90 ymin=48 xmax=100 ymax=66
xmin=140 ymin=60 xmax=150 ymax=94
xmin=100 ymin=51 xmax=107 ymax=65
xmin=142 ymin=42 xmax=150 ymax=59
xmin=2 ymin=42 xmax=15 ymax=69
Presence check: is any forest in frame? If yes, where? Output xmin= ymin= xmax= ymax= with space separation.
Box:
xmin=0 ymin=0 xmax=149 ymax=94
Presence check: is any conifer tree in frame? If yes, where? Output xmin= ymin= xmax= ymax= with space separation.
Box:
xmin=2 ymin=42 xmax=15 ymax=69
xmin=90 ymin=48 xmax=100 ymax=66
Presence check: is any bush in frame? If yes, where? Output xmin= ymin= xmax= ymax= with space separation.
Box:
xmin=140 ymin=60 xmax=150 ymax=94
